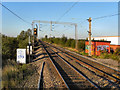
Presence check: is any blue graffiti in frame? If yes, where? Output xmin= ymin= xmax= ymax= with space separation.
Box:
xmin=97 ymin=45 xmax=109 ymax=51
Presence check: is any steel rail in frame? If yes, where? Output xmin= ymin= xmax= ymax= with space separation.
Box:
xmin=38 ymin=62 xmax=45 ymax=90
xmin=49 ymin=45 xmax=120 ymax=88
xmin=47 ymin=43 xmax=120 ymax=88
xmin=44 ymin=43 xmax=100 ymax=89
xmin=65 ymin=48 xmax=120 ymax=73
xmin=50 ymin=43 xmax=120 ymax=73
xmin=40 ymin=40 xmax=70 ymax=89
xmin=48 ymin=43 xmax=120 ymax=83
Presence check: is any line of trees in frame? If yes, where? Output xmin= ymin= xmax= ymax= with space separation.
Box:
xmin=2 ymin=29 xmax=32 ymax=67
xmin=42 ymin=35 xmax=85 ymax=51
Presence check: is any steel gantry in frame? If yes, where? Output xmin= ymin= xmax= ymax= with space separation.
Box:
xmin=32 ymin=20 xmax=78 ymax=49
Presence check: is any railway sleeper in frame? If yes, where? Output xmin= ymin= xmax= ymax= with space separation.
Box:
xmin=112 ymin=74 xmax=120 ymax=79
xmin=76 ymin=60 xmax=120 ymax=84
xmin=67 ymin=83 xmax=94 ymax=89
xmin=51 ymin=44 xmax=120 ymax=78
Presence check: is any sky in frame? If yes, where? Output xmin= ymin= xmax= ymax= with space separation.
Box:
xmin=2 ymin=0 xmax=120 ymax=2
xmin=2 ymin=2 xmax=118 ymax=39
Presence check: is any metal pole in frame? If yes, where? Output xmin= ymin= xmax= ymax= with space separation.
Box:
xmin=32 ymin=22 xmax=34 ymax=52
xmin=75 ymin=24 xmax=78 ymax=49
xmin=39 ymin=21 xmax=40 ymax=39
xmin=29 ymin=36 xmax=30 ymax=63
xmin=88 ymin=17 xmax=92 ymax=56
xmin=50 ymin=21 xmax=52 ymax=40
xmin=36 ymin=24 xmax=38 ymax=40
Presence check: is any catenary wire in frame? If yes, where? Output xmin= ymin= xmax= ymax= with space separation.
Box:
xmin=0 ymin=3 xmax=31 ymax=24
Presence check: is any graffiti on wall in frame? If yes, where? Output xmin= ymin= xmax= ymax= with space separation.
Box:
xmin=85 ymin=45 xmax=89 ymax=50
xmin=97 ymin=45 xmax=109 ymax=51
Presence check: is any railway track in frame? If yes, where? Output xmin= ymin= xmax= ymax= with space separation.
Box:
xmin=38 ymin=62 xmax=45 ymax=89
xmin=40 ymin=40 xmax=100 ymax=89
xmin=44 ymin=41 xmax=120 ymax=88
xmin=35 ymin=43 xmax=68 ymax=89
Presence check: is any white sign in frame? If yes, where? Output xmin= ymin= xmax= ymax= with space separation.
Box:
xmin=17 ymin=49 xmax=26 ymax=64
xmin=27 ymin=46 xmax=32 ymax=55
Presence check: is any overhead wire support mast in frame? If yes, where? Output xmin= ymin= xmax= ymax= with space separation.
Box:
xmin=75 ymin=24 xmax=78 ymax=49
xmin=32 ymin=20 xmax=78 ymax=49
xmin=50 ymin=21 xmax=52 ymax=39
xmin=87 ymin=17 xmax=92 ymax=56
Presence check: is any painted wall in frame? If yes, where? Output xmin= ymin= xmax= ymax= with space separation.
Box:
xmin=85 ymin=41 xmax=110 ymax=56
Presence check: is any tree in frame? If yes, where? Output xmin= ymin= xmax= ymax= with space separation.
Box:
xmin=71 ymin=40 xmax=75 ymax=48
xmin=27 ymin=29 xmax=32 ymax=36
xmin=53 ymin=38 xmax=60 ymax=44
xmin=60 ymin=34 xmax=67 ymax=46
xmin=2 ymin=29 xmax=32 ymax=61
xmin=78 ymin=40 xmax=85 ymax=51
xmin=2 ymin=36 xmax=18 ymax=60
xmin=45 ymin=35 xmax=48 ymax=40
xmin=65 ymin=38 xmax=72 ymax=47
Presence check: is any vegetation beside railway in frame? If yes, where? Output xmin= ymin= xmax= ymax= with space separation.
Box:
xmin=2 ymin=60 xmax=37 ymax=88
xmin=92 ymin=50 xmax=120 ymax=61
xmin=2 ymin=29 xmax=35 ymax=88
xmin=42 ymin=35 xmax=85 ymax=52
xmin=2 ymin=29 xmax=32 ymax=66
xmin=42 ymin=35 xmax=120 ymax=62
xmin=2 ymin=31 xmax=120 ymax=88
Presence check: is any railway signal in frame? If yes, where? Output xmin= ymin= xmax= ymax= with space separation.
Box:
xmin=34 ymin=28 xmax=37 ymax=36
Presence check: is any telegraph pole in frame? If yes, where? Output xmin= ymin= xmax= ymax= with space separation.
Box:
xmin=87 ymin=17 xmax=92 ymax=56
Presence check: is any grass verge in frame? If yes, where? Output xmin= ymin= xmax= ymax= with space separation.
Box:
xmin=2 ymin=60 xmax=37 ymax=89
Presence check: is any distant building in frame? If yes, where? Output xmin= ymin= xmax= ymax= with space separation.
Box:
xmin=91 ymin=36 xmax=120 ymax=51
xmin=85 ymin=40 xmax=111 ymax=56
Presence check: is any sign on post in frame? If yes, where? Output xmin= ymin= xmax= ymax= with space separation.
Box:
xmin=27 ymin=46 xmax=32 ymax=55
xmin=17 ymin=49 xmax=26 ymax=64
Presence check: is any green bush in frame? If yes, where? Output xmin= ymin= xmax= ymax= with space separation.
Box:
xmin=42 ymin=35 xmax=86 ymax=52
xmin=78 ymin=40 xmax=85 ymax=51
xmin=92 ymin=52 xmax=120 ymax=62
xmin=2 ymin=36 xmax=18 ymax=61
xmin=2 ymin=60 xmax=36 ymax=88
xmin=110 ymin=53 xmax=119 ymax=60
xmin=114 ymin=48 xmax=120 ymax=55
xmin=80 ymin=52 xmax=88 ymax=56
xmin=97 ymin=52 xmax=109 ymax=59
xmin=65 ymin=39 xmax=72 ymax=47
xmin=71 ymin=40 xmax=75 ymax=48
xmin=92 ymin=55 xmax=98 ymax=58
